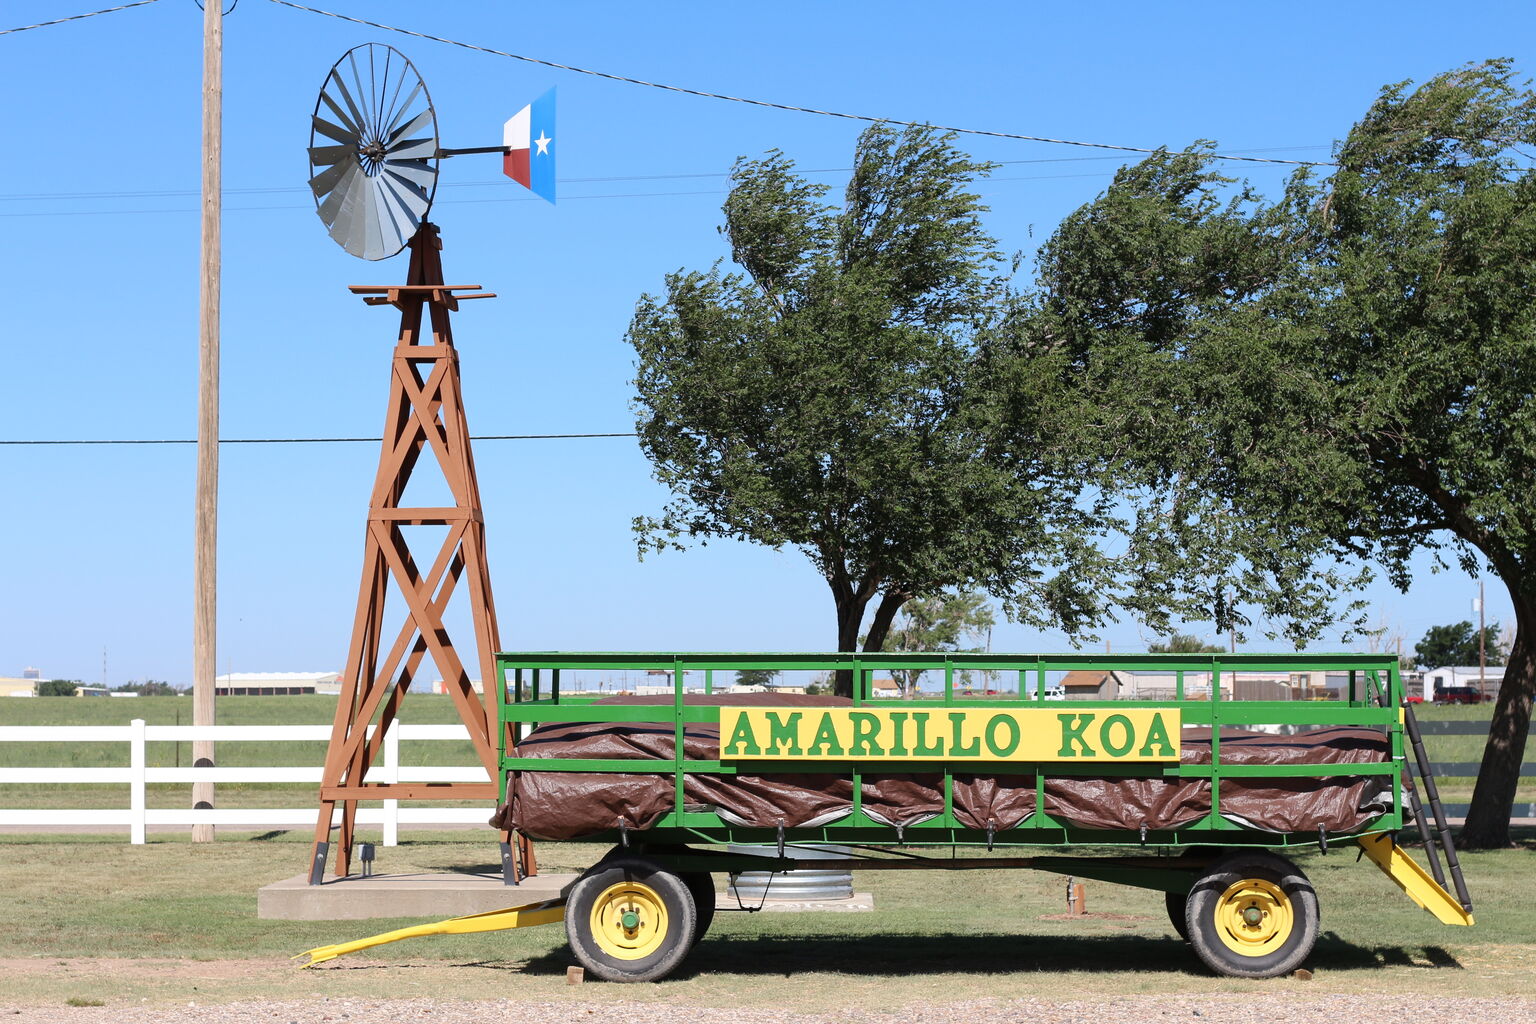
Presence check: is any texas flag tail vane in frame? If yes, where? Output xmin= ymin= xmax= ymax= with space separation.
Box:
xmin=504 ymin=89 xmax=556 ymax=204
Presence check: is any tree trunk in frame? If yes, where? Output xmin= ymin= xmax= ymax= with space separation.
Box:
xmin=862 ymin=591 xmax=908 ymax=655
xmin=832 ymin=588 xmax=876 ymax=698
xmin=1458 ymin=593 xmax=1536 ymax=849
xmin=829 ymin=580 xmax=890 ymax=700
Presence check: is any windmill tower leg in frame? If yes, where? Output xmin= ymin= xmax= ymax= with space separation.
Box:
xmin=307 ymin=224 xmax=533 ymax=884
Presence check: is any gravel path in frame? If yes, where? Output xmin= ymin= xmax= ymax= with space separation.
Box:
xmin=13 ymin=994 xmax=1536 ymax=1024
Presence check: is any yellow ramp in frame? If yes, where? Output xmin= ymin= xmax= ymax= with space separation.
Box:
xmin=295 ymin=897 xmax=567 ymax=967
xmin=1357 ymin=833 xmax=1473 ymax=926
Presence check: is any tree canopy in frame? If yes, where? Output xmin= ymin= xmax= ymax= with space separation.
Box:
xmin=628 ymin=125 xmax=1128 ymax=692
xmin=865 ymin=590 xmax=996 ymax=696
xmin=734 ymin=669 xmax=780 ymax=688
xmin=1028 ymin=60 xmax=1536 ymax=846
xmin=1415 ymin=621 xmax=1506 ymax=669
xmin=1148 ymin=634 xmax=1226 ymax=655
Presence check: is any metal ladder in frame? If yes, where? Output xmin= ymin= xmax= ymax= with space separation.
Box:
xmin=1397 ymin=701 xmax=1474 ymax=914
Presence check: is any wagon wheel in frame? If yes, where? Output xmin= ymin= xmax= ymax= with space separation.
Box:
xmin=565 ymin=855 xmax=698 ymax=982
xmin=1164 ymin=890 xmax=1190 ymax=942
xmin=682 ymin=871 xmax=716 ymax=944
xmin=1184 ymin=851 xmax=1319 ymax=978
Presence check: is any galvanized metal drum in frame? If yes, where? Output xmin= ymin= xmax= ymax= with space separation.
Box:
xmin=727 ymin=844 xmax=853 ymax=901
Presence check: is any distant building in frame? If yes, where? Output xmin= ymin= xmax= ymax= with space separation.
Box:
xmin=0 ymin=678 xmax=37 ymax=698
xmin=1061 ymin=669 xmax=1121 ymax=699
xmin=21 ymin=667 xmax=40 ymax=679
xmin=215 ymin=671 xmax=341 ymax=696
xmin=1423 ymin=666 xmax=1505 ymax=700
xmin=430 ymin=677 xmax=485 ymax=695
xmin=871 ymin=677 xmax=900 ymax=698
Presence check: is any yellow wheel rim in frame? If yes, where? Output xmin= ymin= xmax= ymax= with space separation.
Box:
xmin=1214 ymin=877 xmax=1292 ymax=957
xmin=589 ymin=881 xmax=670 ymax=961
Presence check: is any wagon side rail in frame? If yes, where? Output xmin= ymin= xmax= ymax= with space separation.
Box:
xmin=494 ymin=652 xmax=1413 ymax=846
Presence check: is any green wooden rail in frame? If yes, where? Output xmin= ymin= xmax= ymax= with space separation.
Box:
xmin=495 ymin=651 xmax=1408 ymax=848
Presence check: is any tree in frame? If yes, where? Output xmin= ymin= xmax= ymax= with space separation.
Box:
xmin=1029 ymin=60 xmax=1536 ymax=846
xmin=628 ymin=125 xmax=1129 ymax=695
xmin=865 ymin=590 xmax=996 ymax=697
xmin=1415 ymin=621 xmax=1506 ymax=669
xmin=117 ymin=679 xmax=178 ymax=697
xmin=1148 ymin=634 xmax=1225 ymax=655
xmin=37 ymin=679 xmax=77 ymax=696
xmin=734 ymin=669 xmax=780 ymax=688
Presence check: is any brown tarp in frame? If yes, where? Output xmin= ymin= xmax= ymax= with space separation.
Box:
xmin=493 ymin=694 xmax=1392 ymax=840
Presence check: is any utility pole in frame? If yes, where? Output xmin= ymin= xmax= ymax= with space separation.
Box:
xmin=192 ymin=0 xmax=223 ymax=843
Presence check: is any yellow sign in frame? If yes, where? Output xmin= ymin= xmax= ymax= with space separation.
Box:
xmin=719 ymin=707 xmax=1181 ymax=763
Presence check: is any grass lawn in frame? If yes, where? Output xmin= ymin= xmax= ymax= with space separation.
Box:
xmin=0 ymin=830 xmax=1532 ymax=1010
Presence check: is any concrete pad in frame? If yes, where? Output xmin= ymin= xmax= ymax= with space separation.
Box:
xmin=258 ymin=871 xmax=576 ymax=921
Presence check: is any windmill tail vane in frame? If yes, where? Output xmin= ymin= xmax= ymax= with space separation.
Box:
xmin=502 ymin=89 xmax=557 ymax=205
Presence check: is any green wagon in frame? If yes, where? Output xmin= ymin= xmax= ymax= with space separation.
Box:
xmin=301 ymin=651 xmax=1472 ymax=982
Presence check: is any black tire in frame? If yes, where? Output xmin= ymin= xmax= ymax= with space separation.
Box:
xmin=1185 ymin=851 xmax=1318 ymax=979
xmin=682 ymin=872 xmax=716 ymax=944
xmin=565 ymin=855 xmax=697 ymax=982
xmin=1165 ymin=890 xmax=1190 ymax=942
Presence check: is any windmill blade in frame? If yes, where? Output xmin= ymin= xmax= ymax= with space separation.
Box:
xmin=308 ymin=156 xmax=353 ymax=201
xmin=308 ymin=43 xmax=439 ymax=261
xmin=324 ymin=68 xmax=368 ymax=138
xmin=381 ymin=79 xmax=424 ymax=139
xmin=318 ymin=161 xmax=367 ymax=238
xmin=382 ymin=159 xmax=435 ymax=192
xmin=380 ymin=172 xmax=431 ymax=221
xmin=312 ymin=115 xmax=359 ymax=147
xmin=386 ymin=107 xmax=432 ymax=147
xmin=318 ymin=86 xmax=361 ymax=137
xmin=373 ymin=177 xmax=417 ymax=248
xmin=387 ymin=137 xmax=437 ymax=162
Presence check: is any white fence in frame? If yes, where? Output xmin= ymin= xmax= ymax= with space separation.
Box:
xmin=0 ymin=720 xmax=491 ymax=844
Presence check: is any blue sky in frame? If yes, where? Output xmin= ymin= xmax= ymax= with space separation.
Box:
xmin=1 ymin=0 xmax=1528 ymax=687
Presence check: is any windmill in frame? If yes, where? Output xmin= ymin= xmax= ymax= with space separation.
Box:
xmin=304 ymin=43 xmax=550 ymax=885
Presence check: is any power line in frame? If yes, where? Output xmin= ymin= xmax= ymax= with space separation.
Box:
xmin=267 ymin=0 xmax=1334 ymax=168
xmin=0 ymin=172 xmax=1148 ymax=219
xmin=1 ymin=157 xmax=1340 ymax=219
xmin=0 ymin=433 xmax=637 ymax=446
xmin=0 ymin=0 xmax=159 ymax=36
xmin=0 ymin=145 xmax=1328 ymax=205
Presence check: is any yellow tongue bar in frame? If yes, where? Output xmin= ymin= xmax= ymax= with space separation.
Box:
xmin=293 ymin=897 xmax=567 ymax=967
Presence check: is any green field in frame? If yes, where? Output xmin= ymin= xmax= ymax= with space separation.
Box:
xmin=0 ymin=696 xmax=1529 ymax=811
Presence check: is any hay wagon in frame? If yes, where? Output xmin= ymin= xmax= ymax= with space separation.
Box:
xmin=301 ymin=651 xmax=1472 ymax=982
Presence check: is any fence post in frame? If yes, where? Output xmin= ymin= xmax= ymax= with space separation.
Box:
xmin=130 ymin=719 xmax=147 ymax=845
xmin=383 ymin=721 xmax=399 ymax=847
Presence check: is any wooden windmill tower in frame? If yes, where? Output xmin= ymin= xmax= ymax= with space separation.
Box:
xmin=301 ymin=44 xmax=552 ymax=884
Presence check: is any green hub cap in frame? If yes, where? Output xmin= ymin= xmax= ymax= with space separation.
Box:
xmin=621 ymin=910 xmax=640 ymax=930
xmin=1242 ymin=906 xmax=1264 ymax=926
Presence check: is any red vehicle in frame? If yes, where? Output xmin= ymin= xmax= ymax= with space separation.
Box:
xmin=1433 ymin=686 xmax=1485 ymax=705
